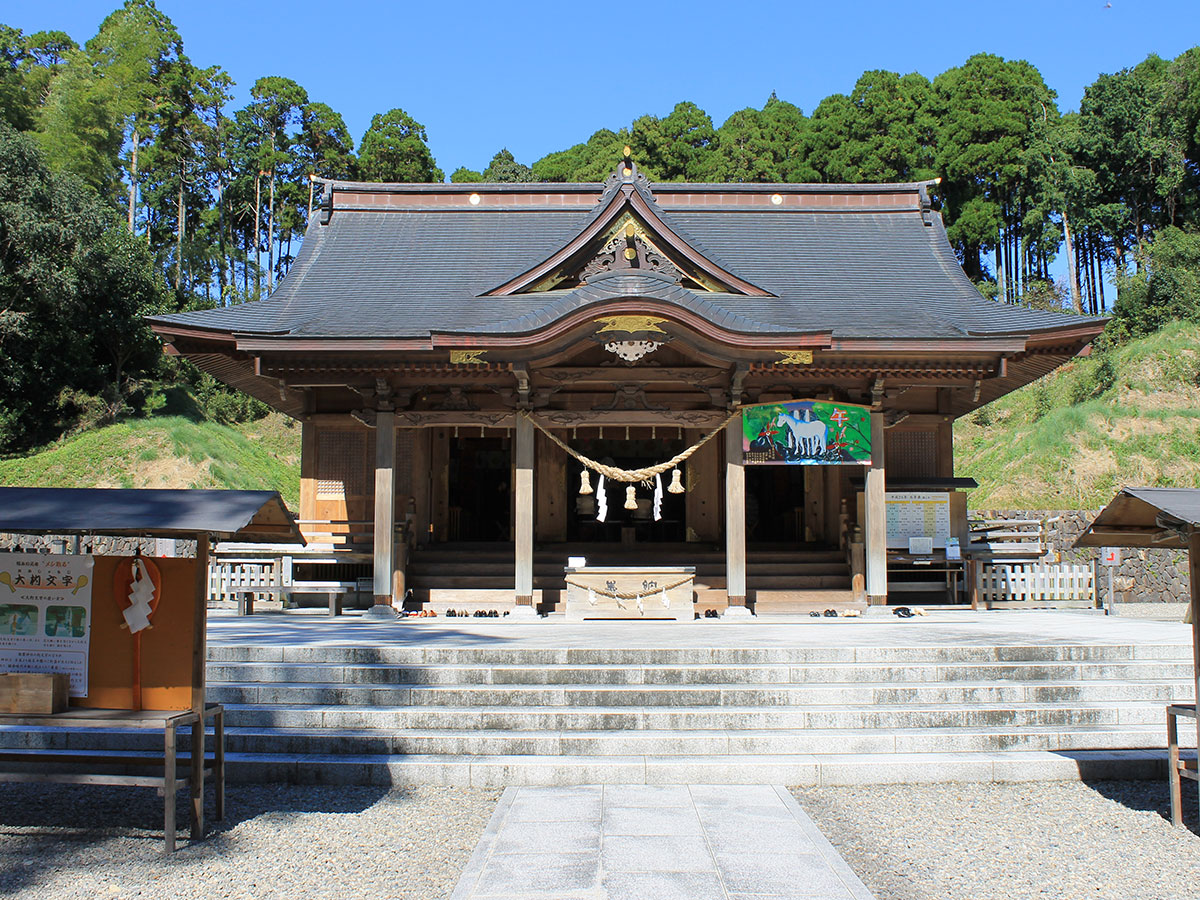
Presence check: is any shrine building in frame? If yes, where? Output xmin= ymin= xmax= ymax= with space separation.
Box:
xmin=149 ymin=159 xmax=1105 ymax=617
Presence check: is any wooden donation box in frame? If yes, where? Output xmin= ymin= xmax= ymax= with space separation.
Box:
xmin=564 ymin=566 xmax=695 ymax=622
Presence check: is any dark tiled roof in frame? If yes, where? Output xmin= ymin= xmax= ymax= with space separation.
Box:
xmin=151 ymin=186 xmax=1102 ymax=342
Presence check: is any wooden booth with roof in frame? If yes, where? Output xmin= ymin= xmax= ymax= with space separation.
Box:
xmin=0 ymin=487 xmax=302 ymax=849
xmin=149 ymin=157 xmax=1104 ymax=617
xmin=1077 ymin=487 xmax=1200 ymax=826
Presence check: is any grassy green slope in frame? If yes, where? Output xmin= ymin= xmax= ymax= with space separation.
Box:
xmin=0 ymin=413 xmax=301 ymax=510
xmin=955 ymin=321 xmax=1200 ymax=509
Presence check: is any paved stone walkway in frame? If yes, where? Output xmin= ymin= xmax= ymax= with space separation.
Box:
xmin=449 ymin=784 xmax=875 ymax=900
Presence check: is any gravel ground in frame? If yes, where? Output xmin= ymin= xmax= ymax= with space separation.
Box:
xmin=793 ymin=780 xmax=1200 ymax=900
xmin=0 ymin=784 xmax=500 ymax=900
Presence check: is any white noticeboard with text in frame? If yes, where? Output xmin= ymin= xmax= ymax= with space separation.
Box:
xmin=0 ymin=554 xmax=94 ymax=696
xmin=885 ymin=492 xmax=951 ymax=550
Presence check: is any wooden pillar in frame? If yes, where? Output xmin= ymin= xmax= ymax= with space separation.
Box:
xmin=1190 ymin=530 xmax=1200 ymax=822
xmin=514 ymin=415 xmax=535 ymax=609
xmin=190 ymin=533 xmax=208 ymax=840
xmin=865 ymin=411 xmax=888 ymax=604
xmin=724 ymin=413 xmax=749 ymax=613
xmin=372 ymin=409 xmax=396 ymax=605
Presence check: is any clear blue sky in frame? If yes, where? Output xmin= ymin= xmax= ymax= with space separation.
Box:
xmin=4 ymin=0 xmax=1197 ymax=178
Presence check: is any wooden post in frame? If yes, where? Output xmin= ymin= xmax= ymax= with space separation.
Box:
xmin=372 ymin=409 xmax=396 ymax=606
xmin=189 ymin=535 xmax=208 ymax=845
xmin=192 ymin=536 xmax=208 ymax=715
xmin=865 ymin=411 xmax=888 ymax=604
xmin=1189 ymin=530 xmax=1200 ymax=822
xmin=514 ymin=414 xmax=535 ymax=612
xmin=724 ymin=413 xmax=750 ymax=615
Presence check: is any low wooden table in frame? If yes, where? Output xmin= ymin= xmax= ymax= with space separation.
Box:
xmin=887 ymin=553 xmax=964 ymax=603
xmin=564 ymin=566 xmax=695 ymax=621
xmin=1167 ymin=703 xmax=1198 ymax=827
xmin=0 ymin=703 xmax=224 ymax=851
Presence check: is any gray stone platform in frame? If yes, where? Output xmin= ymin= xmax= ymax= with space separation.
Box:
xmin=450 ymin=784 xmax=874 ymax=900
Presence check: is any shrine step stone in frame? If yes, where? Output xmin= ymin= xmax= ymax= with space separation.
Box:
xmin=2 ymin=641 xmax=1194 ymax=785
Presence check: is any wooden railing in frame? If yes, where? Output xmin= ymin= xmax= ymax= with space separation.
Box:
xmin=207 ymin=520 xmax=406 ymax=606
xmin=968 ymin=516 xmax=1058 ymax=561
xmin=208 ymin=558 xmax=288 ymax=603
xmin=975 ymin=561 xmax=1096 ymax=608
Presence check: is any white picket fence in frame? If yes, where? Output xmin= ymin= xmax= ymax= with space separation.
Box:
xmin=208 ymin=557 xmax=291 ymax=602
xmin=976 ymin=561 xmax=1096 ymax=607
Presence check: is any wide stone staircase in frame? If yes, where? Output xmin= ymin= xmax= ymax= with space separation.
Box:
xmin=4 ymin=639 xmax=1195 ymax=787
xmin=194 ymin=640 xmax=1196 ymax=786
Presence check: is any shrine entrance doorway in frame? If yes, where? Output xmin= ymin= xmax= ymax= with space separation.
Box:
xmin=746 ymin=466 xmax=807 ymax=544
xmin=448 ymin=436 xmax=511 ymax=542
xmin=565 ymin=431 xmax=687 ymax=544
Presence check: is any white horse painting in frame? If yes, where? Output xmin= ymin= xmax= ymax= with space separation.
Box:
xmin=775 ymin=408 xmax=827 ymax=459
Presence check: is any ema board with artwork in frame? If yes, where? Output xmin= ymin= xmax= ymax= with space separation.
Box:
xmin=741 ymin=400 xmax=872 ymax=465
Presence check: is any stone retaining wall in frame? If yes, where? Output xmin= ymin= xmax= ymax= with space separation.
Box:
xmin=0 ymin=533 xmax=194 ymax=557
xmin=975 ymin=509 xmax=1189 ymax=604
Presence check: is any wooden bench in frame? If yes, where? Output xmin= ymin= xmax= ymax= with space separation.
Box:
xmin=0 ymin=703 xmax=224 ymax=851
xmin=1167 ymin=703 xmax=1198 ymax=827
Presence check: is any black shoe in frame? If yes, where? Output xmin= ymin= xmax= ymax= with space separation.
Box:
xmin=809 ymin=611 xmax=821 ymax=618
xmin=823 ymin=609 xmax=837 ymax=618
xmin=894 ymin=606 xmax=915 ymax=618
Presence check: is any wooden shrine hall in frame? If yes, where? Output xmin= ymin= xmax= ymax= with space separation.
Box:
xmin=150 ymin=158 xmax=1104 ymax=617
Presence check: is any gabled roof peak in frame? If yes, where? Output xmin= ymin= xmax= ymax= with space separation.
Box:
xmin=482 ymin=161 xmax=774 ymax=298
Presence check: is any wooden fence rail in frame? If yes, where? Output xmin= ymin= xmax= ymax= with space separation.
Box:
xmin=208 ymin=558 xmax=289 ymax=602
xmin=976 ymin=561 xmax=1096 ymax=608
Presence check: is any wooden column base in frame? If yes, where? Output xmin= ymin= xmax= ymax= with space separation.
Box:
xmin=868 ymin=594 xmax=887 ymax=606
xmin=727 ymin=595 xmax=747 ymax=607
xmin=516 ymin=595 xmax=534 ymax=606
xmin=373 ymin=594 xmax=394 ymax=607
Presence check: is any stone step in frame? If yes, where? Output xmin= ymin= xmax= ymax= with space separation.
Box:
xmin=214 ymin=749 xmax=1198 ymax=787
xmin=205 ymin=643 xmax=1194 ymax=665
xmin=5 ymin=722 xmax=1192 ymax=756
xmin=205 ymin=679 xmax=1193 ymax=706
xmin=205 ymin=659 xmax=1196 ymax=685
xmin=213 ymin=700 xmax=1178 ymax=731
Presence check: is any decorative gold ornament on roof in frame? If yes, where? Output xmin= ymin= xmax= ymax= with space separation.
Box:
xmin=449 ymin=349 xmax=488 ymax=365
xmin=594 ymin=315 xmax=668 ymax=335
xmin=776 ymin=350 xmax=814 ymax=365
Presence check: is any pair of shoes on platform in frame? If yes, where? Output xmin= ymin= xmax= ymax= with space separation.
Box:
xmin=703 ymin=609 xmax=720 ymax=619
xmin=893 ymin=606 xmax=915 ymax=618
xmin=809 ymin=609 xmax=840 ymax=618
xmin=407 ymin=609 xmax=437 ymax=618
xmin=471 ymin=609 xmax=500 ymax=618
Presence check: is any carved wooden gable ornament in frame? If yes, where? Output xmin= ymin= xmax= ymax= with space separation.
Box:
xmin=482 ymin=162 xmax=773 ymax=298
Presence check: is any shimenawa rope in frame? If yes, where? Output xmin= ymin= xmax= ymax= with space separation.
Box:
xmin=563 ymin=575 xmax=694 ymax=600
xmin=523 ymin=409 xmax=739 ymax=483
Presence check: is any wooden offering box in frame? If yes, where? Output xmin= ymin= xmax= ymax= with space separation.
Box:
xmin=564 ymin=566 xmax=695 ymax=622
xmin=0 ymin=673 xmax=69 ymax=714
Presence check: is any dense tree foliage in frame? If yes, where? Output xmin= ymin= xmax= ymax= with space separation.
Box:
xmin=0 ymin=1 xmax=1197 ymax=451
xmin=0 ymin=123 xmax=169 ymax=450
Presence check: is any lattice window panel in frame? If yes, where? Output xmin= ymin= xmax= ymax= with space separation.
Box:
xmin=316 ymin=431 xmax=365 ymax=498
xmin=887 ymin=430 xmax=938 ymax=479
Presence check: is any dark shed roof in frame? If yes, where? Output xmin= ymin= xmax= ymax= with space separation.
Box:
xmin=0 ymin=489 xmax=303 ymax=543
xmin=1076 ymin=488 xmax=1200 ymax=550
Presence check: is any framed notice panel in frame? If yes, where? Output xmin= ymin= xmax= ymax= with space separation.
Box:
xmin=0 ymin=554 xmax=94 ymax=697
xmin=742 ymin=400 xmax=872 ymax=465
xmin=886 ymin=492 xmax=951 ymax=549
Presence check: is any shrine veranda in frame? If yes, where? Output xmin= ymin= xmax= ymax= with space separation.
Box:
xmin=151 ymin=163 xmax=1105 ymax=615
